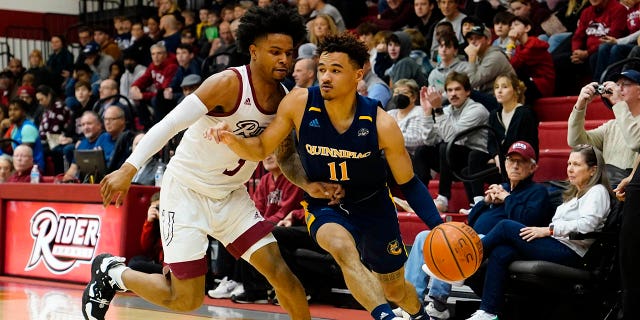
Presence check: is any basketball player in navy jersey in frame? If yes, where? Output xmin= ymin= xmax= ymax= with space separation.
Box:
xmin=210 ymin=33 xmax=443 ymax=320
xmin=85 ymin=5 xmax=328 ymax=320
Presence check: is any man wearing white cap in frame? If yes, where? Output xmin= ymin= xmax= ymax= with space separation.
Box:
xmin=569 ymin=69 xmax=640 ymax=187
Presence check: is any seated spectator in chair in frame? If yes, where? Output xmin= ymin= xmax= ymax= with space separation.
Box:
xmin=359 ymin=60 xmax=391 ymax=107
xmin=419 ymin=71 xmax=490 ymax=212
xmin=95 ymin=105 xmax=131 ymax=172
xmin=131 ymin=132 xmax=165 ymax=185
xmin=388 ymin=79 xmax=441 ymax=185
xmin=292 ymin=58 xmax=317 ymax=89
xmin=62 ymin=111 xmax=104 ymax=182
xmin=36 ymin=85 xmax=72 ymax=174
xmin=460 ymin=144 xmax=612 ymax=320
xmin=0 ymin=154 xmax=14 ymax=182
xmin=82 ymin=42 xmax=115 ymax=81
xmin=504 ymin=16 xmax=555 ymax=103
xmin=428 ymin=32 xmax=471 ymax=96
xmin=385 ymin=31 xmax=428 ymax=87
xmin=400 ymin=140 xmax=551 ymax=320
xmin=464 ymin=24 xmax=515 ymax=95
xmin=7 ymin=144 xmax=39 ymax=183
xmin=128 ymin=192 xmax=164 ymax=274
xmin=130 ymin=43 xmax=178 ymax=124
xmin=120 ymin=50 xmax=147 ymax=102
xmin=165 ymin=44 xmax=201 ymax=103
xmin=94 ymin=25 xmax=121 ymax=61
xmin=568 ymin=71 xmax=640 ymax=187
xmin=491 ymin=11 xmax=515 ymax=53
xmin=410 ymin=0 xmax=444 ymax=47
xmin=16 ymin=85 xmax=38 ymax=123
xmin=0 ymin=98 xmax=45 ymax=169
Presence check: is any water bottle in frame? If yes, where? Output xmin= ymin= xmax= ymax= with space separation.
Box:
xmin=30 ymin=165 xmax=40 ymax=184
xmin=154 ymin=164 xmax=164 ymax=187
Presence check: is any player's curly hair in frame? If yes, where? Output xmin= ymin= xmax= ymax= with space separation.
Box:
xmin=236 ymin=3 xmax=306 ymax=54
xmin=316 ymin=33 xmax=370 ymax=69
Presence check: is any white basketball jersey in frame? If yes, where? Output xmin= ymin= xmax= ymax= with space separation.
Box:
xmin=165 ymin=65 xmax=285 ymax=199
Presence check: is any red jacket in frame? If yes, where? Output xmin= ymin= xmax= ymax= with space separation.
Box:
xmin=511 ymin=36 xmax=556 ymax=97
xmin=572 ymin=0 xmax=628 ymax=54
xmin=251 ymin=172 xmax=304 ymax=224
xmin=140 ymin=220 xmax=163 ymax=263
xmin=132 ymin=58 xmax=178 ymax=101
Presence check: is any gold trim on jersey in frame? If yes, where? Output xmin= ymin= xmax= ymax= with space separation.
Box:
xmin=359 ymin=115 xmax=373 ymax=122
xmin=309 ymin=107 xmax=322 ymax=112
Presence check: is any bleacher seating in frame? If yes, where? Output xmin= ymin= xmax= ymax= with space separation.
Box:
xmin=538 ymin=120 xmax=607 ymax=150
xmin=532 ymin=96 xmax=613 ymax=122
xmin=397 ymin=212 xmax=468 ymax=245
xmin=427 ymin=180 xmax=468 ymax=213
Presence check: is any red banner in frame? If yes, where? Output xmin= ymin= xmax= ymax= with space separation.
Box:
xmin=4 ymin=201 xmax=126 ymax=283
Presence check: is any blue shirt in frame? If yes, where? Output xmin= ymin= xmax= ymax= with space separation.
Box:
xmin=94 ymin=132 xmax=117 ymax=166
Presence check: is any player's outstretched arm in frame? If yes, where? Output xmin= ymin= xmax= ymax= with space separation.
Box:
xmin=207 ymin=88 xmax=306 ymax=161
xmin=377 ymin=109 xmax=443 ymax=228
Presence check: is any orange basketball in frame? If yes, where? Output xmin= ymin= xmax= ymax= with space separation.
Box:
xmin=423 ymin=222 xmax=483 ymax=282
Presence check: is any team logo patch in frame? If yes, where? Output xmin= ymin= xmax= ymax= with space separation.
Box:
xmin=244 ymin=98 xmax=251 ymax=105
xmin=387 ymin=240 xmax=403 ymax=255
xmin=26 ymin=207 xmax=101 ymax=274
xmin=358 ymin=128 xmax=369 ymax=136
xmin=309 ymin=119 xmax=320 ymax=128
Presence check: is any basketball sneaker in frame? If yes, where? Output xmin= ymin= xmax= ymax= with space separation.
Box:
xmin=466 ymin=310 xmax=498 ymax=320
xmin=207 ymin=277 xmax=241 ymax=299
xmin=231 ymin=291 xmax=270 ymax=304
xmin=421 ymin=264 xmax=465 ymax=286
xmin=81 ymin=253 xmax=126 ymax=320
xmin=426 ymin=301 xmax=451 ymax=319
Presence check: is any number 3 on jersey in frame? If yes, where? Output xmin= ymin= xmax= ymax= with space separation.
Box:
xmin=328 ymin=161 xmax=350 ymax=181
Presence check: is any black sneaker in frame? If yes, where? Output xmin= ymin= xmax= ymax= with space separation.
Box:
xmin=231 ymin=291 xmax=270 ymax=304
xmin=81 ymin=253 xmax=126 ymax=320
xmin=270 ymin=290 xmax=311 ymax=306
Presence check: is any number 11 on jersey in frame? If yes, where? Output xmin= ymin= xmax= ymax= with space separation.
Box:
xmin=328 ymin=161 xmax=350 ymax=181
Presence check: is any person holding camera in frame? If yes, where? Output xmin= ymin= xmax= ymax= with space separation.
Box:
xmin=568 ymin=69 xmax=640 ymax=187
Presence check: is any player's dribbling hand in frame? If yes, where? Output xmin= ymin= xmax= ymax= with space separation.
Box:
xmin=100 ymin=163 xmax=137 ymax=208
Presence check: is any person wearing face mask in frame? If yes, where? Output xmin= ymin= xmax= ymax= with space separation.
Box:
xmin=119 ymin=50 xmax=147 ymax=102
xmin=387 ymin=79 xmax=441 ymax=186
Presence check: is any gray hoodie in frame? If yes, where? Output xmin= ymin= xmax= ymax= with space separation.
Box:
xmin=385 ymin=31 xmax=428 ymax=87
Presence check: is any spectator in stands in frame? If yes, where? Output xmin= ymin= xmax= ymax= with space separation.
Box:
xmin=491 ymin=11 xmax=515 ymax=53
xmin=411 ymin=0 xmax=444 ymax=47
xmin=419 ymin=71 xmax=490 ymax=212
xmin=75 ymin=26 xmax=94 ymax=65
xmin=46 ymin=35 xmax=74 ymax=92
xmin=94 ymin=25 xmax=121 ymax=61
xmin=568 ymin=70 xmax=640 ymax=187
xmin=157 ymin=0 xmax=180 ymax=17
xmin=0 ymin=154 xmax=13 ymax=183
xmin=180 ymin=29 xmax=199 ymax=56
xmin=108 ymin=61 xmax=124 ymax=84
xmin=114 ymin=16 xmax=133 ymax=50
xmin=181 ymin=10 xmax=197 ymax=37
xmin=297 ymin=0 xmax=313 ymax=24
xmin=196 ymin=7 xmax=210 ymax=40
xmin=234 ymin=3 xmax=250 ymax=20
xmin=62 ymin=111 xmax=104 ymax=182
xmin=376 ymin=0 xmax=419 ymax=31
xmin=166 ymin=44 xmax=201 ymax=103
xmin=433 ymin=0 xmax=467 ymax=47
xmin=0 ymin=71 xmax=15 ymax=106
xmin=388 ymin=79 xmax=441 ymax=184
xmin=356 ymin=22 xmax=380 ymax=60
xmin=292 ymin=58 xmax=316 ymax=89
xmin=120 ymin=50 xmax=147 ymax=102
xmin=128 ymin=192 xmax=163 ymax=274
xmin=463 ymin=144 xmax=611 ymax=320
xmin=373 ymin=30 xmax=394 ymax=82
xmin=464 ymin=24 xmax=515 ymax=94
xmin=505 ymin=16 xmax=556 ymax=102
xmin=160 ymin=13 xmax=182 ymax=54
xmin=83 ymin=42 xmax=115 ymax=81
xmin=308 ymin=0 xmax=346 ymax=32
xmin=0 ymin=99 xmax=44 ymax=169
xmin=508 ymin=0 xmax=553 ymax=37
xmin=220 ymin=5 xmax=235 ymax=23
xmin=404 ymin=28 xmax=432 ymax=76
xmin=400 ymin=140 xmax=551 ymax=320
xmin=592 ymin=0 xmax=640 ymax=81
xmin=131 ymin=133 xmax=165 ymax=185
xmin=386 ymin=31 xmax=428 ymax=87
xmin=7 ymin=144 xmax=38 ymax=183
xmin=308 ymin=14 xmax=338 ymax=47
xmin=208 ymin=21 xmax=235 ymax=57
xmin=360 ymin=60 xmax=392 ymax=107
xmin=542 ymin=0 xmax=588 ymax=54
xmin=17 ymin=84 xmax=42 ymax=130
xmin=6 ymin=58 xmax=25 ymax=84
xmin=428 ymin=32 xmax=471 ymax=95
xmin=146 ymin=15 xmax=163 ymax=43
xmin=96 ymin=105 xmax=130 ymax=171
xmin=27 ymin=49 xmax=54 ymax=90
xmin=127 ymin=20 xmax=153 ymax=66
xmin=130 ymin=43 xmax=178 ymax=124
xmin=36 ymin=85 xmax=71 ymax=174
xmin=566 ymin=0 xmax=627 ymax=87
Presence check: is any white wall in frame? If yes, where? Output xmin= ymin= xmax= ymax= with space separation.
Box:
xmin=0 ymin=0 xmax=79 ymax=15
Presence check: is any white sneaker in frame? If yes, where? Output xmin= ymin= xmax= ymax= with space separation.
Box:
xmin=421 ymin=264 xmax=465 ymax=286
xmin=425 ymin=301 xmax=450 ymax=319
xmin=229 ymin=283 xmax=244 ymax=297
xmin=207 ymin=277 xmax=240 ymax=299
xmin=391 ymin=307 xmax=411 ymax=320
xmin=466 ymin=310 xmax=498 ymax=320
xmin=459 ymin=208 xmax=471 ymax=215
xmin=434 ymin=195 xmax=448 ymax=212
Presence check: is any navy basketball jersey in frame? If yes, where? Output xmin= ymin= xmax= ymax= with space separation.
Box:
xmin=297 ymin=86 xmax=388 ymax=204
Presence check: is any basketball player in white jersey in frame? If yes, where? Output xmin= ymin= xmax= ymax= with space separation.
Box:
xmin=82 ymin=5 xmax=327 ymax=320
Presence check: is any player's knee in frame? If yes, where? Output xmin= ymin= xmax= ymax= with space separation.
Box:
xmin=381 ymin=280 xmax=407 ymax=303
xmin=322 ymin=240 xmax=355 ymax=265
xmin=167 ymin=290 xmax=204 ymax=311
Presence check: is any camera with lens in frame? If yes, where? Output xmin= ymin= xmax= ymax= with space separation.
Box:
xmin=593 ymin=84 xmax=612 ymax=95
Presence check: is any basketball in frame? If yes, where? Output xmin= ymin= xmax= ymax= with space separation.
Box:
xmin=423 ymin=222 xmax=483 ymax=282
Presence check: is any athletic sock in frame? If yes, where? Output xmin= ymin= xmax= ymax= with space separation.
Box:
xmin=371 ymin=303 xmax=396 ymax=320
xmin=108 ymin=265 xmax=129 ymax=291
